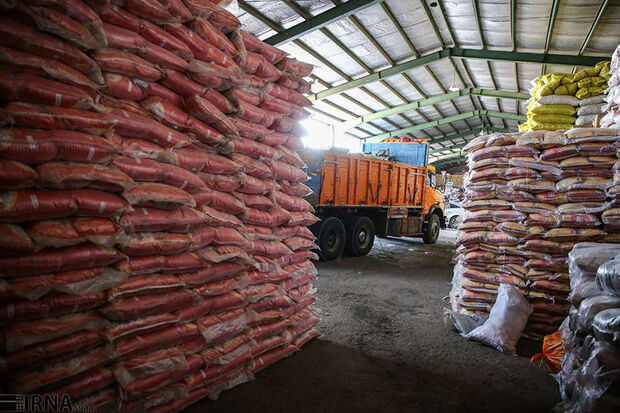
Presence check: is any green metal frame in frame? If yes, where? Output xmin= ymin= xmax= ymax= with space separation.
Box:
xmin=337 ymin=88 xmax=529 ymax=130
xmin=263 ymin=0 xmax=385 ymax=46
xmin=428 ymin=127 xmax=510 ymax=145
xmin=578 ymin=0 xmax=610 ymax=55
xmin=431 ymin=152 xmax=466 ymax=163
xmin=541 ymin=0 xmax=560 ymax=75
xmin=433 ymin=156 xmax=468 ymax=167
xmin=430 ymin=143 xmax=468 ymax=155
xmin=364 ymin=110 xmax=526 ymax=142
xmin=308 ymin=47 xmax=610 ymax=101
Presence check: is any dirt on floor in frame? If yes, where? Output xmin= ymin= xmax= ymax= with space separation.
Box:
xmin=191 ymin=230 xmax=560 ymax=413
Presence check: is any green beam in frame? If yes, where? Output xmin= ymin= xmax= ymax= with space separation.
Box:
xmin=578 ymin=0 xmax=609 ymax=55
xmin=541 ymin=0 xmax=560 ymax=75
xmin=263 ymin=0 xmax=385 ymax=46
xmin=510 ymin=0 xmax=516 ymax=51
xmin=308 ymin=47 xmax=610 ymax=101
xmin=433 ymin=156 xmax=468 ymax=167
xmin=364 ymin=110 xmax=525 ymax=142
xmin=472 ymin=0 xmax=485 ymax=49
xmin=338 ymin=88 xmax=529 ymax=130
xmin=428 ymin=127 xmax=510 ymax=145
xmin=431 ymin=152 xmax=465 ymax=163
xmin=431 ymin=142 xmax=467 ymax=154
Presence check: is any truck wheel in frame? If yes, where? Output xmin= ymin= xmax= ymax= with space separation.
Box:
xmin=423 ymin=213 xmax=441 ymax=244
xmin=449 ymin=215 xmax=461 ymax=229
xmin=316 ymin=217 xmax=345 ymax=261
xmin=344 ymin=216 xmax=375 ymax=257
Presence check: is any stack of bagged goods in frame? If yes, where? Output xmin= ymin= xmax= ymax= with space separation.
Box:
xmin=0 ymin=0 xmax=319 ymax=411
xmin=554 ymin=243 xmax=620 ymax=413
xmin=521 ymin=62 xmax=610 ymax=132
xmin=601 ymin=43 xmax=620 ymax=130
xmin=449 ymin=127 xmax=620 ymax=341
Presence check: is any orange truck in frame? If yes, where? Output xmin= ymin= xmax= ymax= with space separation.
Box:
xmin=302 ymin=148 xmax=445 ymax=260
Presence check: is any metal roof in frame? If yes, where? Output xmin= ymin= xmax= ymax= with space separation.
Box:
xmin=234 ymin=0 xmax=619 ymax=170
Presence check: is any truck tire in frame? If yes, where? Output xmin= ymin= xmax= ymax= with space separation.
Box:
xmin=344 ymin=216 xmax=375 ymax=257
xmin=423 ymin=213 xmax=441 ymax=244
xmin=315 ymin=217 xmax=345 ymax=261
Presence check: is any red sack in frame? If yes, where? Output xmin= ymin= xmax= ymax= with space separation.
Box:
xmin=185 ymin=94 xmax=238 ymax=136
xmin=198 ymin=205 xmax=243 ymax=227
xmin=0 ymin=292 xmax=106 ymax=326
xmin=103 ymin=72 xmax=147 ymax=101
xmin=164 ymin=23 xmax=235 ymax=69
xmin=284 ymin=260 xmax=317 ymax=277
xmin=196 ymin=246 xmax=253 ymax=264
xmin=242 ymin=207 xmax=291 ymax=227
xmin=0 ymin=159 xmax=37 ymax=190
xmin=236 ymin=99 xmax=278 ymax=127
xmin=102 ymin=23 xmax=188 ymax=71
xmin=121 ymin=233 xmax=192 ymax=256
xmin=175 ymin=292 xmax=245 ymax=322
xmin=101 ymin=289 xmax=198 ymax=321
xmin=245 ymin=269 xmax=290 ymax=285
xmin=183 ymin=0 xmax=240 ymax=33
xmin=119 ymin=207 xmax=206 ymax=233
xmin=114 ymin=323 xmax=199 ymax=359
xmin=244 ymin=240 xmax=292 ymax=258
xmin=274 ymin=225 xmax=315 ymax=240
xmin=191 ymin=226 xmax=246 ymax=248
xmin=194 ymin=274 xmax=247 ymax=297
xmin=105 ymin=312 xmax=179 ymax=343
xmin=113 ymin=157 xmax=205 ymax=193
xmin=188 ymin=61 xmax=237 ymax=90
xmin=110 ymin=0 xmax=174 ymax=24
xmin=0 ymin=189 xmax=130 ymax=223
xmin=99 ymin=4 xmax=192 ymax=59
xmin=276 ymin=250 xmax=318 ymax=267
xmin=36 ymin=162 xmax=133 ymax=192
xmin=177 ymin=263 xmax=246 ymax=287
xmin=0 ymin=70 xmax=94 ymax=109
xmin=46 ymin=368 xmax=115 ymax=400
xmin=266 ymin=159 xmax=308 ymax=182
xmin=284 ymin=237 xmax=318 ymax=252
xmin=278 ymin=74 xmax=312 ymax=94
xmin=169 ymin=148 xmax=237 ymax=173
xmin=27 ymin=217 xmax=127 ymax=248
xmin=276 ymin=57 xmax=314 ymax=77
xmin=230 ymin=116 xmax=271 ymax=141
xmin=0 ymin=243 xmax=125 ymax=277
xmin=7 ymin=346 xmax=111 ymax=393
xmin=199 ymin=172 xmax=242 ymax=192
xmin=272 ymin=190 xmax=313 ymax=212
xmin=107 ymin=274 xmax=185 ymax=300
xmin=0 ymin=223 xmax=36 ymax=257
xmin=93 ymin=48 xmax=161 ymax=81
xmin=0 ymin=47 xmax=101 ymax=89
xmin=191 ymin=17 xmax=237 ymax=57
xmin=287 ymin=211 xmax=318 ymax=227
xmin=267 ymin=83 xmax=312 ymax=107
xmin=123 ymin=183 xmax=196 ymax=209
xmin=243 ymin=224 xmax=276 ymax=241
xmin=280 ymin=180 xmax=313 ymax=197
xmin=195 ymin=308 xmax=248 ymax=345
xmin=143 ymin=81 xmax=185 ymax=107
xmin=230 ymin=153 xmax=271 ymax=178
xmin=2 ymin=102 xmax=116 ymax=135
xmin=0 ymin=17 xmax=102 ymax=82
xmin=193 ymin=188 xmax=247 ymax=215
xmin=2 ymin=310 xmax=106 ymax=352
xmin=231 ymin=136 xmax=277 ymax=159
xmin=19 ymin=4 xmax=100 ymax=49
xmin=239 ymin=31 xmax=286 ymax=64
xmin=242 ymin=52 xmax=282 ymax=82
xmin=234 ymin=192 xmax=273 ymax=210
xmin=226 ymin=87 xmax=262 ymax=106
xmin=238 ymin=174 xmax=270 ymax=194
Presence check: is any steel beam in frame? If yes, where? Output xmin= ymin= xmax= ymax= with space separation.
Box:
xmin=308 ymin=47 xmax=610 ymax=101
xmin=263 ymin=0 xmax=384 ymax=46
xmin=431 ymin=152 xmax=466 ymax=163
xmin=472 ymin=0 xmax=485 ymax=49
xmin=338 ymin=88 xmax=529 ymax=130
xmin=364 ymin=110 xmax=526 ymax=142
xmin=428 ymin=127 xmax=510 ymax=145
xmin=541 ymin=0 xmax=560 ymax=75
xmin=433 ymin=156 xmax=468 ymax=166
xmin=578 ymin=0 xmax=609 ymax=55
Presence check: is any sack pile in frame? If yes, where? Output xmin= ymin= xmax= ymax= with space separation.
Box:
xmin=522 ymin=62 xmax=610 ymax=131
xmin=554 ymin=243 xmax=620 ymax=413
xmin=601 ymin=44 xmax=620 ymax=130
xmin=449 ymin=127 xmax=620 ymax=341
xmin=0 ymin=0 xmax=319 ymax=411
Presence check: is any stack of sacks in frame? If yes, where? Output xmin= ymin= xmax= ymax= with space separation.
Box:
xmin=449 ymin=127 xmax=620 ymax=341
xmin=522 ymin=62 xmax=610 ymax=131
xmin=0 ymin=0 xmax=320 ymax=411
xmin=601 ymin=44 xmax=620 ymax=130
xmin=554 ymin=243 xmax=620 ymax=413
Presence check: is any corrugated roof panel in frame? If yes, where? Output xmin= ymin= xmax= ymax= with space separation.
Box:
xmin=515 ymin=0 xmax=553 ymax=52
xmin=442 ymin=0 xmax=484 ymax=48
xmin=479 ymin=0 xmax=511 ymax=49
xmin=586 ymin=3 xmax=620 ymax=54
xmin=386 ymin=0 xmax=444 ymax=54
xmin=489 ymin=61 xmax=516 ymax=90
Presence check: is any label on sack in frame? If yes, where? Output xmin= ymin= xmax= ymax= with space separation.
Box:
xmin=30 ymin=194 xmax=39 ymax=209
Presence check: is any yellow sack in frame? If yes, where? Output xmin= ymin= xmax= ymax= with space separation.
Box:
xmin=529 ymin=104 xmax=577 ymax=116
xmin=577 ymin=76 xmax=607 ymax=88
xmin=519 ymin=123 xmax=531 ymax=132
xmin=539 ymin=79 xmax=562 ymax=96
xmin=576 ymin=86 xmax=606 ymax=99
xmin=595 ymin=61 xmax=610 ymax=76
xmin=530 ymin=113 xmax=576 ymax=124
xmin=573 ymin=69 xmax=589 ymax=82
xmin=560 ymin=76 xmax=575 ymax=85
xmin=554 ymin=83 xmax=578 ymax=95
xmin=528 ymin=121 xmax=574 ymax=131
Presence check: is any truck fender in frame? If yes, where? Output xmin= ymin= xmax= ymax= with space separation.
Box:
xmin=426 ymin=205 xmax=446 ymax=229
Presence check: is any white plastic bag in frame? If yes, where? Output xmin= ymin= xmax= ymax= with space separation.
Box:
xmin=465 ymin=284 xmax=532 ymax=355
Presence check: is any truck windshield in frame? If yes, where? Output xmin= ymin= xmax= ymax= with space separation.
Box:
xmin=427 ymin=173 xmax=436 ymax=188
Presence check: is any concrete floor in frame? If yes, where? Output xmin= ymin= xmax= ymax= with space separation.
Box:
xmin=195 ymin=230 xmax=560 ymax=413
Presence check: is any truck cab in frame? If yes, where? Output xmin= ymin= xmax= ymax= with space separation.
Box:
xmin=302 ymin=145 xmax=445 ymax=261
